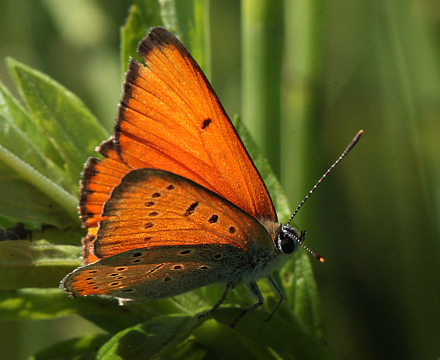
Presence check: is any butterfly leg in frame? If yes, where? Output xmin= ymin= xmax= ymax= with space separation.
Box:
xmin=230 ymin=281 xmax=264 ymax=328
xmin=265 ymin=274 xmax=284 ymax=322
xmin=198 ymin=282 xmax=235 ymax=320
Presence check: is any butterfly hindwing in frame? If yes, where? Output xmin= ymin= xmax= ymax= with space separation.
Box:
xmin=64 ymin=245 xmax=249 ymax=301
xmin=93 ymin=169 xmax=276 ymax=259
xmin=80 ymin=138 xmax=131 ymax=229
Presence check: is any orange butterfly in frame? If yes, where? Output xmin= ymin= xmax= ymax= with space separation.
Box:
xmin=62 ymin=27 xmax=362 ymax=326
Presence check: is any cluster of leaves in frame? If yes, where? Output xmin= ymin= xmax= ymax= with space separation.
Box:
xmin=0 ymin=1 xmax=332 ymax=359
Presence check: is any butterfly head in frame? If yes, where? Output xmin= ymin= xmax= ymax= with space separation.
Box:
xmin=278 ymin=224 xmax=324 ymax=262
xmin=277 ymin=224 xmax=303 ymax=255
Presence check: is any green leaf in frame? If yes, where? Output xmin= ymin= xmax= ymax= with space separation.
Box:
xmin=0 ymin=289 xmax=77 ymax=320
xmin=0 ymin=240 xmax=80 ymax=290
xmin=280 ymin=252 xmax=326 ymax=341
xmin=120 ymin=0 xmax=163 ymax=74
xmin=31 ymin=334 xmax=110 ymax=360
xmin=174 ymin=0 xmax=211 ymax=76
xmin=89 ymin=309 xmax=330 ymax=360
xmin=121 ymin=0 xmax=210 ymax=77
xmin=0 ymin=58 xmax=110 ymax=227
xmin=166 ymin=338 xmax=207 ymax=360
xmin=153 ymin=280 xmax=281 ymax=321
xmin=0 ymin=147 xmax=79 ymax=227
xmin=6 ymin=57 xmax=108 ymax=190
xmin=27 ymin=226 xmax=85 ymax=246
xmin=212 ymin=309 xmax=334 ymax=360
xmin=193 ymin=318 xmax=276 ymax=360
xmin=0 ymin=288 xmax=142 ymax=327
xmin=0 ymin=81 xmax=67 ymax=186
xmin=96 ymin=315 xmax=202 ymax=360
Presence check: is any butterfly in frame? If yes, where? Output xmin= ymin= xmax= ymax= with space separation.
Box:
xmin=62 ymin=26 xmax=362 ymax=327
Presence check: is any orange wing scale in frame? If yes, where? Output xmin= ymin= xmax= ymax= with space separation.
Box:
xmin=79 ymin=139 xmax=132 ymax=264
xmin=80 ymin=139 xmax=131 ymax=229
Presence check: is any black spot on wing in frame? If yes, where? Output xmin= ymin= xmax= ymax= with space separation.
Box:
xmin=202 ymin=118 xmax=211 ymax=129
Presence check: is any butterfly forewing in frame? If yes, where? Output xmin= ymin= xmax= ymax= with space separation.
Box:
xmin=93 ymin=169 xmax=275 ymax=259
xmin=79 ymin=139 xmax=132 ymax=264
xmin=115 ymin=27 xmax=276 ymax=221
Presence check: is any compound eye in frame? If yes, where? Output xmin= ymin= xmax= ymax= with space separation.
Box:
xmin=279 ymin=233 xmax=296 ymax=254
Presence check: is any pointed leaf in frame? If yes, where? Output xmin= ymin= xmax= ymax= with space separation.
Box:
xmin=6 ymin=58 xmax=108 ymax=187
xmin=193 ymin=318 xmax=275 ymax=360
xmin=212 ymin=309 xmax=333 ymax=360
xmin=0 ymin=81 xmax=67 ymax=181
xmin=97 ymin=315 xmax=201 ymax=360
xmin=280 ymin=252 xmax=326 ymax=341
xmin=0 ymin=146 xmax=79 ymax=226
xmin=120 ymin=0 xmax=163 ymax=73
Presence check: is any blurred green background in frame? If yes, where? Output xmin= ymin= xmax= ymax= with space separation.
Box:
xmin=1 ymin=0 xmax=439 ymax=359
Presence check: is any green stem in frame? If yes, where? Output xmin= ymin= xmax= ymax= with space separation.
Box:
xmin=241 ymin=0 xmax=283 ymax=177
xmin=281 ymin=0 xmax=324 ymax=218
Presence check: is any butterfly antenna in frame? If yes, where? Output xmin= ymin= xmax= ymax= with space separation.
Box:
xmin=295 ymin=230 xmax=325 ymax=262
xmin=287 ymin=130 xmax=363 ymax=226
